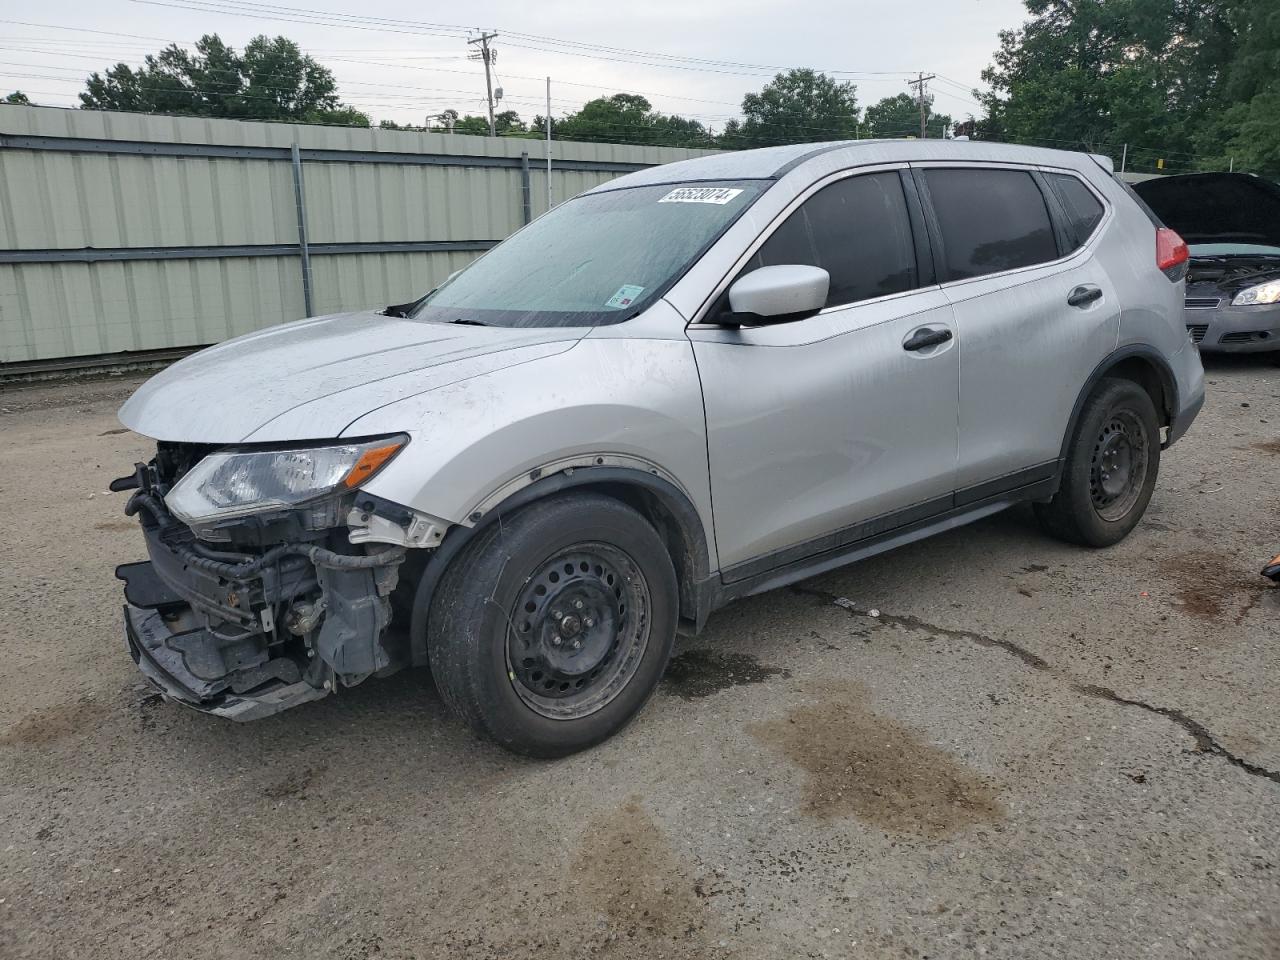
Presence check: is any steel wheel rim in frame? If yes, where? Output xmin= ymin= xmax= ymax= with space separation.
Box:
xmin=1089 ymin=409 xmax=1148 ymax=522
xmin=504 ymin=542 xmax=651 ymax=720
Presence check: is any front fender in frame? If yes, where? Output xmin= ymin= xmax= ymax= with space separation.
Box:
xmin=346 ymin=335 xmax=716 ymax=565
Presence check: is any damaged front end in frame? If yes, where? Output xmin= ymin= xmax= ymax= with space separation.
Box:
xmin=114 ymin=437 xmax=435 ymax=721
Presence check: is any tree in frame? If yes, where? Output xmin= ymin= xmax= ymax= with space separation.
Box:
xmin=978 ymin=0 xmax=1279 ymax=175
xmin=863 ymin=92 xmax=953 ymax=139
xmin=1215 ymin=0 xmax=1280 ymax=174
xmin=494 ymin=110 xmax=526 ymax=135
xmin=453 ymin=114 xmax=490 ymax=135
xmin=4 ymin=91 xmax=31 ymax=104
xmin=550 ymin=94 xmax=709 ymax=146
xmin=736 ymin=69 xmax=859 ymax=148
xmin=444 ymin=110 xmax=526 ymax=136
xmin=79 ymin=33 xmax=369 ymax=126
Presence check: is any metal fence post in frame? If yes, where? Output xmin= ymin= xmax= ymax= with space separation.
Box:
xmin=520 ymin=151 xmax=532 ymax=225
xmin=290 ymin=143 xmax=314 ymax=318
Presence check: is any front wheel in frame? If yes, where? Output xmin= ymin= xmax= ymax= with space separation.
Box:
xmin=427 ymin=493 xmax=678 ymax=757
xmin=1035 ymin=377 xmax=1161 ymax=547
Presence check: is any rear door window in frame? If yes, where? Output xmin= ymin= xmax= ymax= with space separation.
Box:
xmin=1045 ymin=172 xmax=1106 ymax=247
xmin=747 ymin=171 xmax=919 ymax=308
xmin=922 ymin=168 xmax=1058 ymax=280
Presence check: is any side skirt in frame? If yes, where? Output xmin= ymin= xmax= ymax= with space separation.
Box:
xmin=699 ymin=465 xmax=1060 ymax=619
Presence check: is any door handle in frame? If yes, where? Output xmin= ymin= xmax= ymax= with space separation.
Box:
xmin=1067 ymin=285 xmax=1103 ymax=308
xmin=903 ymin=327 xmax=953 ymax=352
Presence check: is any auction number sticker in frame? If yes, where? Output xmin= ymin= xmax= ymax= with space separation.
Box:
xmin=658 ymin=187 xmax=744 ymax=205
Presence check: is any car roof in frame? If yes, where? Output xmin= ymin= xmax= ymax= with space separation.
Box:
xmin=585 ymin=139 xmax=1113 ymax=193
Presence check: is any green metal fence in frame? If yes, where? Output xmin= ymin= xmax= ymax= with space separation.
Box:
xmin=0 ymin=105 xmax=714 ymax=367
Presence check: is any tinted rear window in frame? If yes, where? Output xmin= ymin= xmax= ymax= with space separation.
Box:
xmin=1046 ymin=173 xmax=1105 ymax=246
xmin=924 ymin=168 xmax=1058 ymax=280
xmin=747 ymin=171 xmax=918 ymax=307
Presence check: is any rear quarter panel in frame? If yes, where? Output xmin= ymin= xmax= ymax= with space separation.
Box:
xmin=1088 ymin=171 xmax=1188 ymax=358
xmin=1087 ymin=169 xmax=1204 ymax=421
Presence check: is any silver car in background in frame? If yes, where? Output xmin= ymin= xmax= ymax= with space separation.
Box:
xmin=1134 ymin=171 xmax=1280 ymax=359
xmin=114 ymin=140 xmax=1204 ymax=756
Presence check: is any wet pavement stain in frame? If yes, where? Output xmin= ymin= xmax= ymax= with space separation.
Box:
xmin=750 ymin=682 xmax=1004 ymax=838
xmin=1251 ymin=439 xmax=1280 ymax=455
xmin=262 ymin=763 xmax=327 ymax=801
xmin=573 ymin=799 xmax=725 ymax=955
xmin=662 ymin=649 xmax=789 ymax=700
xmin=1160 ymin=551 xmax=1267 ymax=623
xmin=0 ymin=697 xmax=110 ymax=747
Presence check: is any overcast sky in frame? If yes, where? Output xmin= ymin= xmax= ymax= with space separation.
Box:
xmin=0 ymin=0 xmax=1030 ymax=129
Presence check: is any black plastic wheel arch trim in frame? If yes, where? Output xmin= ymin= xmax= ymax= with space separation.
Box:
xmin=1059 ymin=344 xmax=1180 ymax=461
xmin=407 ymin=466 xmax=713 ymax=666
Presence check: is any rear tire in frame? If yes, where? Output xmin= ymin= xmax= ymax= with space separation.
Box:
xmin=427 ymin=493 xmax=678 ymax=758
xmin=1035 ymin=377 xmax=1161 ymax=547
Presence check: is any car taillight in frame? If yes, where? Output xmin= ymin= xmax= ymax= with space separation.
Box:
xmin=1156 ymin=227 xmax=1189 ymax=280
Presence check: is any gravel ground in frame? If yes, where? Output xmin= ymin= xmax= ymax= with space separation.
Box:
xmin=1 ymin=359 xmax=1278 ymax=960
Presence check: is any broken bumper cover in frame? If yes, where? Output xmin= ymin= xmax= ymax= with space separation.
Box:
xmin=117 ymin=496 xmax=407 ymax=722
xmin=123 ymin=600 xmax=328 ymax=721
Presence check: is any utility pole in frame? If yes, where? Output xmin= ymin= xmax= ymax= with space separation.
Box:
xmin=546 ymin=76 xmax=552 ymax=210
xmin=909 ymin=72 xmax=936 ymax=138
xmin=467 ymin=30 xmax=498 ymax=137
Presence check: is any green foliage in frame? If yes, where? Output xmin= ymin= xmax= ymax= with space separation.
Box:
xmin=553 ymin=94 xmax=710 ymax=147
xmin=734 ymin=69 xmax=860 ymax=147
xmin=863 ymin=93 xmax=953 ymax=139
xmin=453 ymin=114 xmax=490 ymax=135
xmin=981 ymin=0 xmax=1280 ymax=176
xmin=4 ymin=90 xmax=32 ymax=104
xmin=79 ymin=34 xmax=369 ymax=126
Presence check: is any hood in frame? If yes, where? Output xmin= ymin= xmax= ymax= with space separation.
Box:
xmin=119 ymin=310 xmax=583 ymax=444
xmin=1133 ymin=172 xmax=1280 ymax=249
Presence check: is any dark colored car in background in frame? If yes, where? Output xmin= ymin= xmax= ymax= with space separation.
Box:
xmin=1134 ymin=172 xmax=1280 ymax=360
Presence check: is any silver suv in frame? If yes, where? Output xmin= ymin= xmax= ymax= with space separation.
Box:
xmin=114 ymin=140 xmax=1205 ymax=756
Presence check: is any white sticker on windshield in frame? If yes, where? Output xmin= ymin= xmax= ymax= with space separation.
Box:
xmin=605 ymin=284 xmax=645 ymax=309
xmin=658 ymin=186 xmax=744 ymax=205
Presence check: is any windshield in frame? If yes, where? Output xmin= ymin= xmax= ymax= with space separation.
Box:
xmin=412 ymin=180 xmax=766 ymax=328
xmin=1189 ymin=242 xmax=1280 ymax=258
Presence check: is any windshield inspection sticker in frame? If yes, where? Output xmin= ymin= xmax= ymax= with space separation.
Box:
xmin=605 ymin=284 xmax=646 ymax=309
xmin=658 ymin=186 xmax=744 ymax=205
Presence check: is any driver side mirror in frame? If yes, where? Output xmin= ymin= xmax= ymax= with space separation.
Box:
xmin=724 ymin=264 xmax=829 ymax=325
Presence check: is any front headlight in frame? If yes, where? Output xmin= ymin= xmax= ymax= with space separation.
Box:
xmin=166 ymin=436 xmax=407 ymax=525
xmin=1232 ymin=281 xmax=1280 ymax=306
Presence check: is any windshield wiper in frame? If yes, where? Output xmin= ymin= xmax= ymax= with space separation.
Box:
xmin=450 ymin=317 xmax=493 ymax=327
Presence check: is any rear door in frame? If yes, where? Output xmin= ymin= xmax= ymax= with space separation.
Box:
xmin=913 ymin=164 xmax=1120 ymax=497
xmin=689 ymin=167 xmax=960 ymax=578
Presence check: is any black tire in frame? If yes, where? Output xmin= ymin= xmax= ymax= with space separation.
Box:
xmin=427 ymin=493 xmax=678 ymax=758
xmin=1035 ymin=377 xmax=1161 ymax=547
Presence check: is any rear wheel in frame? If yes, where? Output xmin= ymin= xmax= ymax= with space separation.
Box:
xmin=1035 ymin=377 xmax=1161 ymax=547
xmin=428 ymin=493 xmax=678 ymax=757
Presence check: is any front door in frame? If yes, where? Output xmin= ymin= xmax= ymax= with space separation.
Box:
xmin=688 ymin=169 xmax=960 ymax=579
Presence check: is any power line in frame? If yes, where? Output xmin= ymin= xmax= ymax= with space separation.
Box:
xmin=125 ymin=0 xmax=928 ymax=81
xmin=1 ymin=8 xmax=987 ymax=122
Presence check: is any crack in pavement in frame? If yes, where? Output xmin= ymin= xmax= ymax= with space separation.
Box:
xmin=1075 ymin=684 xmax=1280 ymax=785
xmin=789 ymin=584 xmax=1049 ymax=670
xmin=787 ymin=583 xmax=1280 ymax=786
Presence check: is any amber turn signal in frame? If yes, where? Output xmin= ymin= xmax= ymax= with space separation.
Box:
xmin=342 ymin=440 xmax=405 ymax=488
